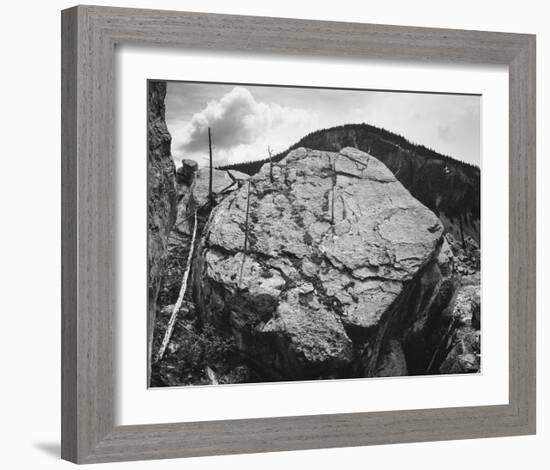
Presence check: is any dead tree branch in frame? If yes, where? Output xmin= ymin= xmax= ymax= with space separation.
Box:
xmin=238 ymin=179 xmax=252 ymax=289
xmin=205 ymin=366 xmax=219 ymax=385
xmin=208 ymin=127 xmax=214 ymax=205
xmin=156 ymin=209 xmax=198 ymax=362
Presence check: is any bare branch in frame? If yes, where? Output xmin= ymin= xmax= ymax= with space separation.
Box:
xmin=156 ymin=209 xmax=199 ymax=362
xmin=238 ymin=179 xmax=252 ymax=289
xmin=205 ymin=366 xmax=219 ymax=385
xmin=208 ymin=127 xmax=214 ymax=205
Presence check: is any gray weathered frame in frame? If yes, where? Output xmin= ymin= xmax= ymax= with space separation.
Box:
xmin=61 ymin=5 xmax=536 ymax=464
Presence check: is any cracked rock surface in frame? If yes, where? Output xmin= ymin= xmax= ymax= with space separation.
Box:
xmin=147 ymin=81 xmax=177 ymax=370
xmin=194 ymin=147 xmax=451 ymax=379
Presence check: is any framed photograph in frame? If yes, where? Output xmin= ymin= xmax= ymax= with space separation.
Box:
xmin=61 ymin=5 xmax=536 ymax=464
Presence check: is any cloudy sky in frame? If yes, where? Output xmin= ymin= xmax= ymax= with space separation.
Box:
xmin=164 ymin=81 xmax=480 ymax=169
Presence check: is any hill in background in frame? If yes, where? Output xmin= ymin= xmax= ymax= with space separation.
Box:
xmin=218 ymin=123 xmax=480 ymax=244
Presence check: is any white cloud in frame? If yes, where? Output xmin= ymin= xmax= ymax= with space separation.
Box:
xmin=173 ymin=87 xmax=313 ymax=166
xmin=165 ymin=83 xmax=480 ymax=169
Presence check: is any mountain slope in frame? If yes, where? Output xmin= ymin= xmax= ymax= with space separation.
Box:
xmin=219 ymin=123 xmax=480 ymax=243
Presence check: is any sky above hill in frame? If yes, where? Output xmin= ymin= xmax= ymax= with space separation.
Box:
xmin=164 ymin=81 xmax=480 ymax=169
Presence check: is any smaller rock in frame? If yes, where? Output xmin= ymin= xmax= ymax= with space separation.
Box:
xmin=451 ymin=282 xmax=480 ymax=327
xmin=438 ymin=276 xmax=481 ymax=374
xmin=176 ymin=159 xmax=199 ymax=185
xmin=470 ymin=249 xmax=481 ymax=270
xmin=439 ymin=328 xmax=480 ymax=374
xmin=464 ymin=235 xmax=479 ymax=251
xmin=445 ymin=232 xmax=457 ymax=246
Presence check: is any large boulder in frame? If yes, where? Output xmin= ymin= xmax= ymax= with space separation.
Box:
xmin=193 ymin=147 xmax=455 ymax=379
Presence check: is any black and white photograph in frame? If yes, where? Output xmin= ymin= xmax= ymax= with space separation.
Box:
xmin=1 ymin=0 xmax=543 ymax=467
xmin=147 ymin=80 xmax=481 ymax=388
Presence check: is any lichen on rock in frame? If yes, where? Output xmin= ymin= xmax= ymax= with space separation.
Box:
xmin=193 ymin=147 xmax=459 ymax=379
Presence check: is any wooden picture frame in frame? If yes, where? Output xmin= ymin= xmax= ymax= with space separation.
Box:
xmin=61 ymin=5 xmax=536 ymax=464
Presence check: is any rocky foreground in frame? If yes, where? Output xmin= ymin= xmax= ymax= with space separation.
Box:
xmin=149 ymin=144 xmax=481 ymax=386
